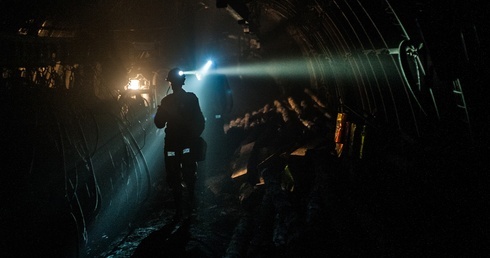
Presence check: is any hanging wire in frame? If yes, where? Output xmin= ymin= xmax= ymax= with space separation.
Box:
xmin=113 ymin=112 xmax=152 ymax=204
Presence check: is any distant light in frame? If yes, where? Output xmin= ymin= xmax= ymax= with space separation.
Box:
xmin=128 ymin=79 xmax=140 ymax=90
xmin=178 ymin=71 xmax=184 ymax=76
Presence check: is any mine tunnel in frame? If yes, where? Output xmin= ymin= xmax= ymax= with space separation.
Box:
xmin=1 ymin=0 xmax=489 ymax=257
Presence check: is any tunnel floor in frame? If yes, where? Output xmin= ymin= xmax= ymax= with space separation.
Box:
xmin=96 ymin=134 xmax=487 ymax=257
xmin=97 ymin=154 xmax=348 ymax=258
xmin=98 ymin=173 xmax=245 ymax=258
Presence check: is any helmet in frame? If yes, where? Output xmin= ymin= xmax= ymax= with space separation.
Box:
xmin=166 ymin=68 xmax=185 ymax=83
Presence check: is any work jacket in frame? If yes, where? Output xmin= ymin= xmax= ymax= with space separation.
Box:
xmin=154 ymin=89 xmax=205 ymax=148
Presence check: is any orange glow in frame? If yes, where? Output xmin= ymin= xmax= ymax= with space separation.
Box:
xmin=231 ymin=168 xmax=247 ymax=179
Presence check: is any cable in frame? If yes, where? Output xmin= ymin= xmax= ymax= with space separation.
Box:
xmin=113 ymin=113 xmax=152 ymax=204
xmin=77 ymin=117 xmax=102 ymax=213
xmin=87 ymin=107 xmax=100 ymax=158
xmin=70 ymin=212 xmax=81 ymax=258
